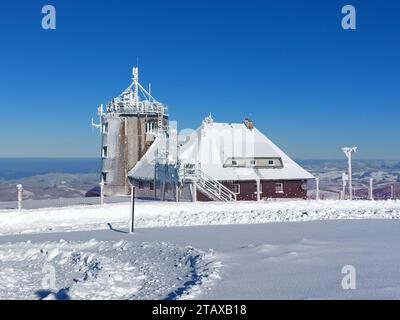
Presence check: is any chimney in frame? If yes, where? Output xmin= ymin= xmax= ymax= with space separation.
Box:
xmin=243 ymin=118 xmax=254 ymax=130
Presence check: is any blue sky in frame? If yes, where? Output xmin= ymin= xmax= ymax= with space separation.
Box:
xmin=0 ymin=0 xmax=399 ymax=159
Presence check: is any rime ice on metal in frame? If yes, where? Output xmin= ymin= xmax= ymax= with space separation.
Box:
xmin=92 ymin=67 xmax=169 ymax=196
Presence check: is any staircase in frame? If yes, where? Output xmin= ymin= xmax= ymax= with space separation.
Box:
xmin=197 ymin=171 xmax=236 ymax=201
xmin=179 ymin=163 xmax=236 ymax=202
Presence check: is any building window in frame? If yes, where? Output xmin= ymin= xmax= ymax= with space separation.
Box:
xmin=102 ymin=146 xmax=108 ymax=158
xmin=138 ymin=180 xmax=144 ymax=190
xmin=250 ymin=159 xmax=256 ymax=166
xmin=146 ymin=122 xmax=156 ymax=133
xmin=103 ymin=123 xmax=108 ymax=134
xmin=268 ymin=160 xmax=275 ymax=166
xmin=101 ymin=172 xmax=107 ymax=183
xmin=275 ymin=183 xmax=284 ymax=193
xmin=232 ymin=160 xmax=238 ymax=166
xmin=232 ymin=183 xmax=240 ymax=194
xmin=149 ymin=182 xmax=154 ymax=190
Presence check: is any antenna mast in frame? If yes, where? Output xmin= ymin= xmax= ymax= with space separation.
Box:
xmin=133 ymin=67 xmax=139 ymax=108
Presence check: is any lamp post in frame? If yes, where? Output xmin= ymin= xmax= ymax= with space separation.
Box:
xmin=341 ymin=147 xmax=357 ymax=200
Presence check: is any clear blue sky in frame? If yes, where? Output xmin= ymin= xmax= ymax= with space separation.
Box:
xmin=0 ymin=0 xmax=399 ymax=159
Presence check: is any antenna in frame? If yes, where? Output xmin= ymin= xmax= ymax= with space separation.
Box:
xmin=149 ymin=83 xmax=152 ymax=102
xmin=341 ymin=147 xmax=357 ymax=200
xmin=132 ymin=67 xmax=139 ymax=107
xmin=91 ymin=104 xmax=103 ymax=133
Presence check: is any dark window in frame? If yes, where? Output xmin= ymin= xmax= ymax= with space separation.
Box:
xmin=103 ymin=123 xmax=109 ymax=134
xmin=101 ymin=172 xmax=107 ymax=183
xmin=232 ymin=183 xmax=240 ymax=194
xmin=149 ymin=182 xmax=154 ymax=190
xmin=102 ymin=146 xmax=108 ymax=158
xmin=138 ymin=180 xmax=144 ymax=190
xmin=268 ymin=160 xmax=274 ymax=165
xmin=275 ymin=183 xmax=284 ymax=193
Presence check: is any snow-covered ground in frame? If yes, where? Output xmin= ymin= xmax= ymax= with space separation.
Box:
xmin=2 ymin=219 xmax=400 ymax=299
xmin=1 ymin=200 xmax=400 ymax=236
xmin=0 ymin=238 xmax=220 ymax=300
xmin=2 ymin=200 xmax=400 ymax=299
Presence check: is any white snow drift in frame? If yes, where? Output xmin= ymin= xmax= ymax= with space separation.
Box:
xmin=0 ymin=239 xmax=220 ymax=300
xmin=1 ymin=200 xmax=400 ymax=236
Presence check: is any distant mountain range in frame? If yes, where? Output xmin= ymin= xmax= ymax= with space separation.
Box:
xmin=0 ymin=159 xmax=398 ymax=201
xmin=298 ymin=160 xmax=400 ymax=200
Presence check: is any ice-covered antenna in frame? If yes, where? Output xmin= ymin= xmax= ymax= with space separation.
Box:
xmin=132 ymin=67 xmax=139 ymax=107
xmin=91 ymin=104 xmax=103 ymax=133
xmin=341 ymin=147 xmax=357 ymax=200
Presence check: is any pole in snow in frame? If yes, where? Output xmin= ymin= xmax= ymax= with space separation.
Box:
xmin=391 ymin=185 xmax=394 ymax=200
xmin=130 ymin=185 xmax=135 ymax=233
xmin=369 ymin=178 xmax=374 ymax=201
xmin=99 ymin=180 xmax=105 ymax=206
xmin=315 ymin=177 xmax=320 ymax=200
xmin=342 ymin=172 xmax=348 ymax=200
xmin=16 ymin=184 xmax=23 ymax=211
xmin=341 ymin=147 xmax=357 ymax=200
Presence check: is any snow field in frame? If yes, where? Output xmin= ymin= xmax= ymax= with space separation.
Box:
xmin=0 ymin=239 xmax=220 ymax=300
xmin=1 ymin=200 xmax=400 ymax=236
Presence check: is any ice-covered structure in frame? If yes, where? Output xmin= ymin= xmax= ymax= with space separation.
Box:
xmin=94 ymin=67 xmax=314 ymax=201
xmin=92 ymin=67 xmax=168 ymax=196
xmin=128 ymin=115 xmax=314 ymax=201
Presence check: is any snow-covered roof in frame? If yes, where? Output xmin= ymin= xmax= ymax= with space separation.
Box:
xmin=178 ymin=121 xmax=315 ymax=181
xmin=129 ymin=119 xmax=314 ymax=182
xmin=128 ymin=136 xmax=178 ymax=182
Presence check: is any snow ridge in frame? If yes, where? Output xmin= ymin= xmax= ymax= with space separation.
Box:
xmin=1 ymin=200 xmax=400 ymax=236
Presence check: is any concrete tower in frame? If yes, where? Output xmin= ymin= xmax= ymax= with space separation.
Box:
xmin=92 ymin=67 xmax=169 ymax=196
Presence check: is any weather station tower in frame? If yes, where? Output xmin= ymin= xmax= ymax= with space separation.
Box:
xmin=92 ymin=67 xmax=169 ymax=196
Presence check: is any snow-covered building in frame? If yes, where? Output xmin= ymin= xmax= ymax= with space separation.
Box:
xmin=94 ymin=67 xmax=314 ymax=201
xmin=128 ymin=115 xmax=314 ymax=201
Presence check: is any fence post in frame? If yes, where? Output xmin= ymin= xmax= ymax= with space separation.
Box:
xmin=16 ymin=184 xmax=23 ymax=210
xmin=369 ymin=178 xmax=374 ymax=201
xmin=99 ymin=181 xmax=104 ymax=206
xmin=130 ymin=185 xmax=135 ymax=234
xmin=175 ymin=183 xmax=179 ymax=202
xmin=192 ymin=182 xmax=197 ymax=202
xmin=315 ymin=177 xmax=320 ymax=200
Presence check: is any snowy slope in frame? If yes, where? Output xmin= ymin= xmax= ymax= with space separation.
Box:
xmin=0 ymin=239 xmax=220 ymax=300
xmin=1 ymin=200 xmax=400 ymax=236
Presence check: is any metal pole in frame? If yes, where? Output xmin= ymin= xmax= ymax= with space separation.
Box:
xmin=99 ymin=181 xmax=104 ymax=206
xmin=130 ymin=186 xmax=135 ymax=233
xmin=192 ymin=182 xmax=197 ymax=202
xmin=391 ymin=185 xmax=394 ymax=200
xmin=175 ymin=183 xmax=179 ymax=202
xmin=16 ymin=184 xmax=23 ymax=210
xmin=256 ymin=179 xmax=261 ymax=202
xmin=315 ymin=177 xmax=320 ymax=200
xmin=154 ymin=164 xmax=157 ymax=200
xmin=348 ymin=153 xmax=353 ymax=200
xmin=369 ymin=178 xmax=374 ymax=201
